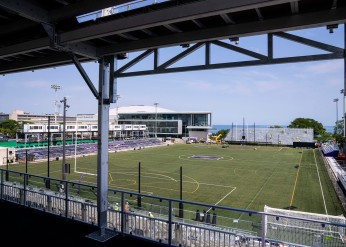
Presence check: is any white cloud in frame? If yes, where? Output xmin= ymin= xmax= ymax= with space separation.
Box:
xmin=186 ymin=80 xmax=231 ymax=91
xmin=254 ymin=80 xmax=282 ymax=92
xmin=246 ymin=70 xmax=279 ymax=80
xmin=327 ymin=77 xmax=343 ymax=86
xmin=305 ymin=60 xmax=343 ymax=74
xmin=7 ymin=79 xmax=48 ymax=88
xmin=69 ymin=85 xmax=90 ymax=92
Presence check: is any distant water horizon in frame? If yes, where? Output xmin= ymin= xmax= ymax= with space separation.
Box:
xmin=211 ymin=124 xmax=334 ymax=133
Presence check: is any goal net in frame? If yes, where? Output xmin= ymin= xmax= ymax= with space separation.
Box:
xmin=264 ymin=205 xmax=346 ymax=246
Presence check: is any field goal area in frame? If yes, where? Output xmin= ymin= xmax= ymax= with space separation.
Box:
xmin=264 ymin=205 xmax=346 ymax=246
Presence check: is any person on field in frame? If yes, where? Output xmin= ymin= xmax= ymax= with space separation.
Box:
xmin=124 ymin=201 xmax=130 ymax=212
xmin=148 ymin=211 xmax=155 ymax=230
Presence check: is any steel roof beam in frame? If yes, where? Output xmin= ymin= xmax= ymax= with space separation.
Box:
xmin=191 ymin=19 xmax=205 ymax=28
xmin=211 ymin=40 xmax=267 ymax=60
xmin=255 ymin=8 xmax=264 ymax=21
xmin=117 ymin=33 xmax=139 ymax=41
xmin=331 ymin=0 xmax=338 ymax=9
xmin=116 ymin=49 xmax=154 ymax=74
xmin=61 ymin=0 xmax=295 ymax=43
xmin=115 ymin=53 xmax=344 ymax=78
xmin=99 ymin=7 xmax=346 ymax=55
xmin=290 ymin=1 xmax=299 ymax=14
xmin=1 ymin=6 xmax=345 ymax=60
xmin=0 ymin=37 xmax=50 ymax=59
xmin=164 ymin=24 xmax=183 ymax=33
xmin=274 ymin=31 xmax=344 ymax=53
xmin=0 ymin=53 xmax=91 ymax=74
xmin=220 ymin=13 xmax=235 ymax=24
xmin=0 ymin=37 xmax=98 ymax=60
xmin=70 ymin=54 xmax=99 ymax=99
xmin=141 ymin=28 xmax=157 ymax=37
xmin=65 ymin=42 xmax=98 ymax=59
xmin=0 ymin=20 xmax=34 ymax=37
xmin=0 ymin=0 xmax=50 ymax=23
xmin=158 ymin=42 xmax=205 ymax=69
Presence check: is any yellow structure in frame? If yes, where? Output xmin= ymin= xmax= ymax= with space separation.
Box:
xmin=215 ymin=134 xmax=222 ymax=143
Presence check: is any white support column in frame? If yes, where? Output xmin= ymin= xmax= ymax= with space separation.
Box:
xmin=343 ymin=23 xmax=346 ymax=155
xmin=86 ymin=55 xmax=117 ymax=241
xmin=98 ymin=57 xmax=110 ymax=234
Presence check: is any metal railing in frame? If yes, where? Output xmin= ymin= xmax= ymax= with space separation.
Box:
xmin=1 ymin=168 xmax=346 ymax=247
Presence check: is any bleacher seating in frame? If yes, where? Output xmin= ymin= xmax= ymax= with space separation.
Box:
xmin=224 ymin=128 xmax=314 ymax=145
xmin=16 ymin=138 xmax=165 ymax=161
xmin=321 ymin=142 xmax=340 ymax=157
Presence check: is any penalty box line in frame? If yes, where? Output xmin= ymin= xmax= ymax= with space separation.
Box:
xmin=208 ymin=187 xmax=237 ymax=212
xmin=190 ymin=182 xmax=236 ymax=213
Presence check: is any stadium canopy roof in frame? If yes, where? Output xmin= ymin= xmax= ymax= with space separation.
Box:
xmin=0 ymin=0 xmax=345 ymax=76
xmin=1 ymin=0 xmax=345 ymax=242
xmin=108 ymin=105 xmax=212 ymax=114
xmin=111 ymin=105 xmax=176 ymax=114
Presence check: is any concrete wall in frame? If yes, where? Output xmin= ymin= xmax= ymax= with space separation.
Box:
xmin=0 ymin=147 xmax=15 ymax=166
xmin=188 ymin=130 xmax=208 ymax=142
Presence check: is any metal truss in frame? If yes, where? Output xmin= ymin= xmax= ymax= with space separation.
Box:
xmin=115 ymin=30 xmax=345 ymax=78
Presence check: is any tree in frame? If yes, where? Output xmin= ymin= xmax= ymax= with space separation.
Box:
xmin=269 ymin=125 xmax=282 ymax=128
xmin=288 ymin=118 xmax=325 ymax=138
xmin=0 ymin=120 xmax=21 ymax=138
xmin=333 ymin=119 xmax=344 ymax=145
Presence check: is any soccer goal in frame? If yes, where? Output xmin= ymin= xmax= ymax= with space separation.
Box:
xmin=264 ymin=205 xmax=346 ymax=246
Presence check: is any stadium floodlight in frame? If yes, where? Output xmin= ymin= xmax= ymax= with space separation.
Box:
xmin=333 ymin=98 xmax=339 ymax=134
xmin=51 ymin=84 xmax=62 ymax=123
xmin=154 ymin=102 xmax=159 ymax=138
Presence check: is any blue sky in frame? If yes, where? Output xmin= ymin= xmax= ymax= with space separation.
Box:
xmin=0 ymin=25 xmax=344 ymax=127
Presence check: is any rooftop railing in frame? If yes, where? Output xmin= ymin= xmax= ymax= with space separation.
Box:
xmin=1 ymin=168 xmax=346 ymax=247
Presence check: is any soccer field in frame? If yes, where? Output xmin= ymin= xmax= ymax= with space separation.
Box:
xmin=7 ymin=143 xmax=345 ymax=217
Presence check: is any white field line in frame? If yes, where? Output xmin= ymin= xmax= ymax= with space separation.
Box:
xmin=183 ymin=181 xmax=237 ymax=213
xmin=186 ymin=181 xmax=235 ymax=188
xmin=74 ymin=169 xmax=178 ymax=182
xmin=113 ymin=172 xmax=178 ymax=182
xmin=73 ymin=177 xmax=154 ymax=194
xmin=313 ymin=149 xmax=329 ymax=216
xmin=75 ymin=170 xmax=97 ymax=176
xmin=114 ymin=186 xmax=154 ymax=195
xmin=238 ymin=169 xmax=277 ymax=220
xmin=207 ymin=187 xmax=237 ymax=213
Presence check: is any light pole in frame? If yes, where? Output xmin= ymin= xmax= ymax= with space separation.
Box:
xmin=46 ymin=116 xmax=51 ymax=189
xmin=115 ymin=95 xmax=120 ymax=125
xmin=334 ymin=98 xmax=339 ymax=134
xmin=51 ymin=84 xmax=62 ymax=123
xmin=154 ymin=102 xmax=159 ymax=138
xmin=341 ymin=89 xmax=346 ymax=154
xmin=341 ymin=89 xmax=345 ymax=136
xmin=60 ymin=97 xmax=69 ymax=180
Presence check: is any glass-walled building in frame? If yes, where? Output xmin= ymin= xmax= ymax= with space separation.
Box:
xmin=105 ymin=105 xmax=212 ymax=140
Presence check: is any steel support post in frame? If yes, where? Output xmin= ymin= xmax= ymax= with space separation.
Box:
xmin=86 ymin=55 xmax=117 ymax=242
xmin=343 ymin=24 xmax=346 ymax=155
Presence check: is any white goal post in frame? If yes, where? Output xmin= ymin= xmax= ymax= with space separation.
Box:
xmin=264 ymin=205 xmax=346 ymax=246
